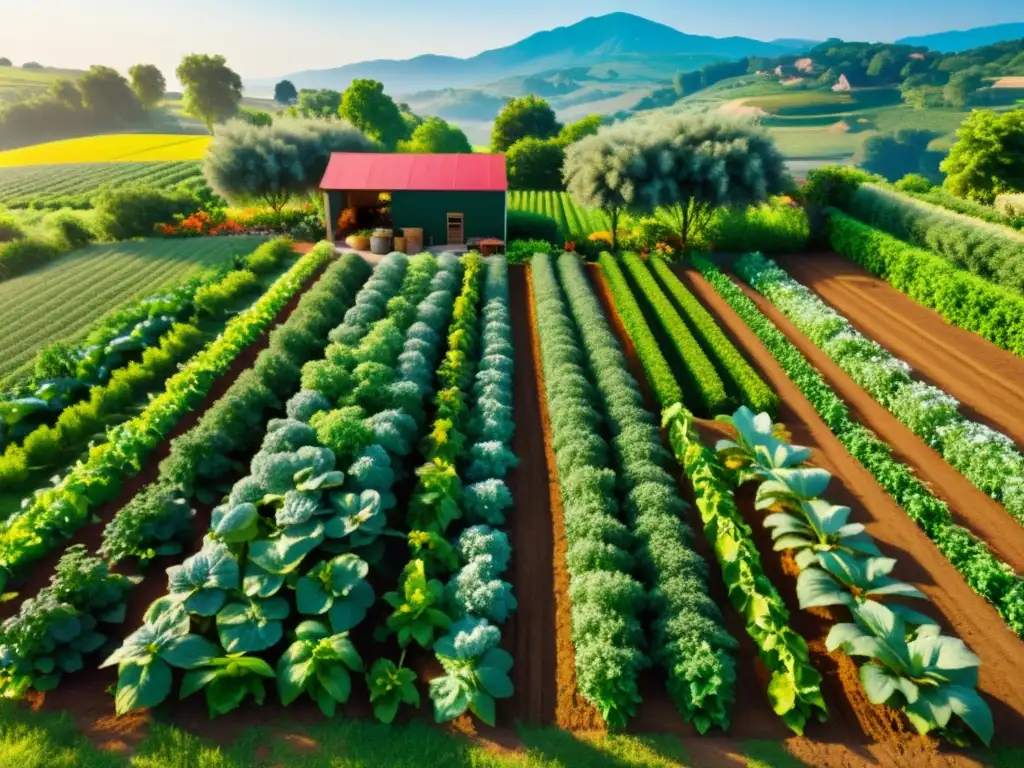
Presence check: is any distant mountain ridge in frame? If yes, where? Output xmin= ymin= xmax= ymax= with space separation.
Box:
xmin=896 ymin=22 xmax=1024 ymax=53
xmin=252 ymin=13 xmax=813 ymax=95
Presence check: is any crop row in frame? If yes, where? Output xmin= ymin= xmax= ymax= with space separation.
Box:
xmin=0 ymin=162 xmax=203 ymax=208
xmin=828 ymin=210 xmax=1024 ymax=358
xmin=843 ymin=183 xmax=1024 ymax=293
xmin=714 ymin=406 xmax=992 ymax=744
xmin=0 ymin=248 xmax=375 ymax=697
xmin=555 ymin=252 xmax=737 ymax=733
xmin=693 ymin=256 xmax=1024 ymax=637
xmin=0 ymin=242 xmax=334 ymax=592
xmin=735 ymin=252 xmax=1024 ymax=528
xmin=619 ymin=252 xmax=729 ymax=415
xmin=530 ymin=252 xmax=649 ymax=726
xmin=507 ymin=190 xmax=609 ymax=239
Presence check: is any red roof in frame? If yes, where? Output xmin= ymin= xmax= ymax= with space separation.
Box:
xmin=320 ymin=153 xmax=507 ymax=192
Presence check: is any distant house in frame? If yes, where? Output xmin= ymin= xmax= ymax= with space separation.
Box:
xmin=795 ymin=57 xmax=815 ymax=73
xmin=832 ymin=74 xmax=852 ymax=92
xmin=319 ymin=152 xmax=508 ymax=247
xmin=908 ymin=52 xmax=927 ymax=61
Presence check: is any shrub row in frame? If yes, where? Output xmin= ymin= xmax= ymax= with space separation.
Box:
xmin=530 ymin=252 xmax=649 ymax=727
xmin=100 ymin=249 xmax=373 ymax=565
xmin=556 ymin=252 xmax=737 ymax=734
xmin=0 ymin=242 xmax=335 ymax=592
xmin=693 ymin=256 xmax=1024 ymax=637
xmin=597 ymin=252 xmax=683 ymax=409
xmin=662 ymin=404 xmax=828 ymax=735
xmin=844 ymin=183 xmax=1024 ymax=293
xmin=620 ymin=253 xmax=729 ymax=415
xmin=736 ymin=252 xmax=1024 ymax=528
xmin=648 ymin=257 xmax=778 ymax=415
xmin=828 ymin=210 xmax=1024 ymax=357
xmin=906 ymin=187 xmax=1024 ymax=231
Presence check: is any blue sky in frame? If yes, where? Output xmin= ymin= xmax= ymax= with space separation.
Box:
xmin=1 ymin=0 xmax=1021 ymax=82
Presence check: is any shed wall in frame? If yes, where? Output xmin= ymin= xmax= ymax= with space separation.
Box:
xmin=391 ymin=191 xmax=506 ymax=246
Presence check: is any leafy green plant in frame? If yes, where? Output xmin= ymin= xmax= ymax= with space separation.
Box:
xmin=367 ymin=658 xmax=420 ymax=724
xmin=381 ymin=560 xmax=451 ymax=649
xmin=276 ymin=620 xmax=363 ymax=716
xmin=180 ymin=654 xmax=276 ymax=717
xmin=429 ymin=618 xmax=513 ymax=726
xmin=216 ymin=595 xmax=290 ymax=653
xmin=100 ymin=482 xmax=196 ymax=565
xmin=167 ymin=541 xmax=241 ymax=616
xmin=295 ymin=554 xmax=375 ymax=632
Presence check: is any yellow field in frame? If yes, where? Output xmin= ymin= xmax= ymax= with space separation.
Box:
xmin=0 ymin=134 xmax=211 ymax=167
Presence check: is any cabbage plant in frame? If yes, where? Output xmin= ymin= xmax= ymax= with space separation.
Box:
xmin=429 ymin=618 xmax=513 ymax=726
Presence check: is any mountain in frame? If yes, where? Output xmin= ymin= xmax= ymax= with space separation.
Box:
xmin=252 ymin=13 xmax=808 ymax=96
xmin=896 ymin=22 xmax=1024 ymax=53
xmin=769 ymin=38 xmax=823 ymax=50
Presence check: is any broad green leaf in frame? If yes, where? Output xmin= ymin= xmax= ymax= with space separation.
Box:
xmin=315 ymin=663 xmax=352 ymax=704
xmin=242 ymin=561 xmax=285 ymax=598
xmin=115 ymin=659 xmax=172 ymax=714
xmin=767 ymin=672 xmax=796 ymax=715
xmin=276 ymin=643 xmax=314 ymax=706
xmin=859 ymin=662 xmax=898 ymax=705
xmin=180 ymin=668 xmax=218 ymax=700
xmin=247 ymin=521 xmax=324 ymax=575
xmin=469 ymin=691 xmax=497 ymax=726
xmin=163 ymin=635 xmax=220 ymax=669
xmin=796 ymin=568 xmax=851 ymax=609
xmin=296 ymin=576 xmax=332 ymax=615
xmin=211 ymin=503 xmax=260 ymax=544
xmin=946 ymin=685 xmax=994 ymax=745
xmin=216 ymin=598 xmax=289 ymax=653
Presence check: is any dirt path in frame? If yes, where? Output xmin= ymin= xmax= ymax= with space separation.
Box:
xmin=776 ymin=253 xmax=1024 ymax=449
xmin=505 ymin=265 xmax=558 ymax=726
xmin=674 ymin=265 xmax=1024 ymax=750
xmin=710 ymin=267 xmax=1024 ymax=574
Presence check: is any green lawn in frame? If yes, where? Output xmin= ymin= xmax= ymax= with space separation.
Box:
xmin=0 ymin=236 xmax=267 ymax=384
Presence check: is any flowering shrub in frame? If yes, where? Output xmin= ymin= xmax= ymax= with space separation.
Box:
xmin=158 ymin=210 xmax=245 ymax=238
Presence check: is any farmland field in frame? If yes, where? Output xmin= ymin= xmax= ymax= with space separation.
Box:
xmin=0 ymin=236 xmax=266 ymax=383
xmin=0 ymin=161 xmax=202 ymax=207
xmin=0 ymin=134 xmax=212 ymax=166
xmin=508 ymin=190 xmax=610 ymax=237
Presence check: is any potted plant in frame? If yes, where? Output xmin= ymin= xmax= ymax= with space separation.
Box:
xmin=345 ymin=229 xmax=372 ymax=251
xmin=393 ymin=227 xmax=406 ymax=254
xmin=370 ymin=228 xmax=393 ymax=255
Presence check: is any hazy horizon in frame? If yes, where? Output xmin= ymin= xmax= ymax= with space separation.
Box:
xmin=1 ymin=0 xmax=1021 ymax=86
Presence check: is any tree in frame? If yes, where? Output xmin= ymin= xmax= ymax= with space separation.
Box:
xmin=297 ymin=89 xmax=341 ymax=117
xmin=176 ymin=54 xmax=243 ymax=132
xmin=0 ymin=58 xmax=11 ymax=67
xmin=557 ymin=115 xmax=602 ymax=146
xmin=128 ymin=64 xmax=166 ymax=109
xmin=274 ymin=80 xmax=298 ymax=105
xmin=866 ymin=50 xmax=896 ymax=78
xmin=78 ymin=66 xmax=142 ymax=121
xmin=506 ymin=137 xmax=565 ymax=190
xmin=858 ymin=129 xmax=943 ymax=182
xmin=400 ymin=117 xmax=471 ymax=154
xmin=564 ymin=114 xmax=789 ymax=251
xmin=339 ymin=79 xmax=408 ymax=150
xmin=203 ymin=117 xmax=377 ymax=212
xmin=240 ymin=107 xmax=273 ymax=126
xmin=942 ymin=109 xmax=1024 ymax=203
xmin=673 ymin=71 xmax=687 ymax=98
xmin=944 ymin=69 xmax=984 ymax=108
xmin=48 ymin=79 xmax=83 ymax=109
xmin=22 ymin=62 xmax=42 ymax=70
xmin=490 ymin=95 xmax=560 ymax=153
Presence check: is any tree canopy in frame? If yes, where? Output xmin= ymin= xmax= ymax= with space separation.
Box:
xmin=128 ymin=64 xmax=166 ymax=110
xmin=490 ymin=95 xmax=560 ymax=153
xmin=274 ymin=80 xmax=299 ymax=105
xmin=400 ymin=117 xmax=471 ymax=154
xmin=78 ymin=66 xmax=142 ymax=121
xmin=296 ymin=89 xmax=341 ymax=117
xmin=506 ymin=137 xmax=565 ymax=191
xmin=941 ymin=108 xmax=1024 ymax=203
xmin=48 ymin=79 xmax=82 ymax=109
xmin=0 ymin=58 xmax=11 ymax=67
xmin=857 ymin=129 xmax=943 ymax=183
xmin=564 ymin=114 xmax=789 ymax=250
xmin=176 ymin=54 xmax=243 ymax=132
xmin=203 ymin=118 xmax=378 ymax=212
xmin=557 ymin=115 xmax=602 ymax=146
xmin=339 ymin=79 xmax=408 ymax=150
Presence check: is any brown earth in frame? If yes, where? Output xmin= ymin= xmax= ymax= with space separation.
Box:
xmin=717 ymin=262 xmax=1024 ymax=574
xmin=776 ymin=253 xmax=1024 ymax=451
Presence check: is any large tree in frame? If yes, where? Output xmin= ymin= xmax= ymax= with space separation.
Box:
xmin=858 ymin=129 xmax=943 ymax=182
xmin=943 ymin=69 xmax=984 ymax=108
xmin=274 ymin=80 xmax=298 ymax=105
xmin=557 ymin=114 xmax=602 ymax=146
xmin=176 ymin=54 xmax=243 ymax=132
xmin=339 ymin=79 xmax=408 ymax=150
xmin=48 ymin=78 xmax=83 ymax=109
xmin=400 ymin=116 xmax=471 ymax=154
xmin=203 ymin=117 xmax=377 ymax=212
xmin=490 ymin=95 xmax=560 ymax=153
xmin=0 ymin=58 xmax=11 ymax=67
xmin=941 ymin=108 xmax=1024 ymax=203
xmin=128 ymin=64 xmax=166 ymax=109
xmin=506 ymin=137 xmax=564 ymax=191
xmin=77 ymin=66 xmax=142 ymax=120
xmin=297 ymin=88 xmax=340 ymax=117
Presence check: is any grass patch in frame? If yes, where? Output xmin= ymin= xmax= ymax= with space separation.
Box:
xmin=0 ymin=135 xmax=211 ymax=167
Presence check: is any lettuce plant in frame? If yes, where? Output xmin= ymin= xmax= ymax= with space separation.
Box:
xmin=429 ymin=618 xmax=513 ymax=726
xmin=367 ymin=658 xmax=420 ymax=724
xmin=763 ymin=498 xmax=880 ymax=570
xmin=276 ymin=620 xmax=363 ymax=716
xmin=295 ymin=554 xmax=375 ymax=633
xmin=180 ymin=654 xmax=276 ymax=717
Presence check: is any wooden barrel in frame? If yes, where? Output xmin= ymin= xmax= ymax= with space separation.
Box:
xmin=404 ymin=228 xmax=423 ymax=254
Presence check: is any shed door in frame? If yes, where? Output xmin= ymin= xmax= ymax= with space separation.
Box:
xmin=447 ymin=213 xmax=464 ymax=245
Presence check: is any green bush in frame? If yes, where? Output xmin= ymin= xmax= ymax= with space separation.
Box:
xmin=895 ymin=173 xmax=934 ymax=194
xmin=506 ymin=238 xmax=553 ymax=264
xmin=244 ymin=238 xmax=294 ymax=274
xmin=802 ymin=165 xmax=880 ymax=207
xmin=507 ymin=208 xmax=560 ymax=244
xmin=827 ymin=210 xmax=1024 ymax=357
xmin=908 ymin=187 xmax=1024 ymax=231
xmin=42 ymin=211 xmax=96 ymax=250
xmin=707 ymin=201 xmax=809 ymax=253
xmin=0 ymin=211 xmax=23 ymax=242
xmin=94 ymin=184 xmax=200 ymax=240
xmin=0 ymin=236 xmax=62 ymax=281
xmin=193 ymin=269 xmax=260 ymax=316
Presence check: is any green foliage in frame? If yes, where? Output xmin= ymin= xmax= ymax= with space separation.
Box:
xmin=339 ymin=79 xmax=409 ymax=150
xmin=93 ymin=184 xmax=199 ymax=240
xmin=295 ymin=554 xmax=375 ymax=633
xmin=801 ymin=165 xmax=880 ymax=207
xmin=203 ymin=117 xmax=377 ymax=213
xmin=621 ymin=253 xmax=729 ymax=415
xmin=77 ymin=65 xmax=142 ymax=120
xmin=693 ymin=255 xmax=1024 ymax=637
xmin=506 ymin=238 xmax=554 ymax=264
xmin=275 ymin=620 xmax=363 ymax=716
xmin=507 ymin=209 xmax=561 ymax=243
xmin=895 ymin=173 xmax=934 ymax=194
xmin=857 ymin=129 xmax=944 ymax=183
xmin=557 ymin=114 xmax=603 ymax=146
xmin=828 ymin=210 xmax=1024 ymax=357
xmin=490 ymin=95 xmax=561 ymax=153
xmin=367 ymin=657 xmax=420 ymax=724
xmin=506 ymin=137 xmax=565 ymax=191
xmin=446 ymin=526 xmax=516 ymax=622
xmin=382 ymin=560 xmax=451 ymax=649
xmin=176 ymin=54 xmax=243 ymax=131
xmin=99 ymin=480 xmax=195 ymax=566
xmin=400 ymin=116 xmax=471 ymax=154
xmin=180 ymin=653 xmax=275 ymax=717
xmin=0 ymin=235 xmax=61 ymax=281
xmin=429 ymin=618 xmax=513 ymax=726
xmin=942 ymin=109 xmax=1024 ymax=204
xmin=707 ymin=199 xmax=810 ymax=253
xmin=531 ymin=252 xmax=648 ymax=727
xmin=193 ymin=269 xmax=260 ymax=316
xmin=243 ymin=237 xmax=293 ymax=274
xmin=274 ymin=80 xmax=298 ymax=105
xmin=648 ymin=257 xmax=777 ymax=415
xmin=841 ymin=183 xmax=1024 ymax=292
xmin=663 ymin=404 xmax=827 ymax=735
xmin=128 ymin=64 xmax=166 ymax=110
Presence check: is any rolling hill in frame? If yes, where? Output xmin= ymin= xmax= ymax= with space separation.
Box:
xmin=896 ymin=22 xmax=1024 ymax=53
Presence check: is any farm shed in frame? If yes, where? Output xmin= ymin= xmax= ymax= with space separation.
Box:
xmin=320 ymin=152 xmax=507 ymax=248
